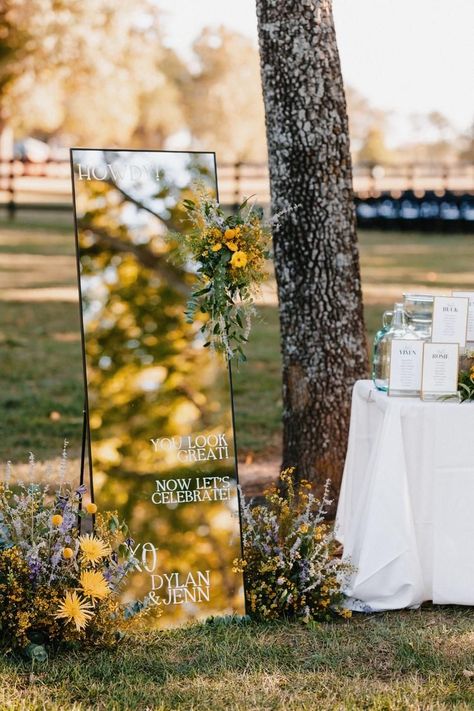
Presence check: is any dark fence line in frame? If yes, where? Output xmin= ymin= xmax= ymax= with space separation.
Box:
xmin=218 ymin=160 xmax=474 ymax=207
xmin=1 ymin=158 xmax=473 ymax=231
xmin=355 ymin=191 xmax=474 ymax=233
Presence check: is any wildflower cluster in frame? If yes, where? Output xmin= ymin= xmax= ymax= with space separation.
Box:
xmin=236 ymin=469 xmax=353 ymax=622
xmin=173 ymin=188 xmax=271 ymax=361
xmin=0 ymin=452 xmax=152 ymax=659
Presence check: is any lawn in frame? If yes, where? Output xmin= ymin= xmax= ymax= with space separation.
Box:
xmin=2 ymin=218 xmax=474 ymax=463
xmin=1 ymin=216 xmax=474 ymax=710
xmin=233 ymin=229 xmax=474 ymax=458
xmin=1 ymin=609 xmax=474 ymax=710
xmin=0 ymin=217 xmax=84 ymax=472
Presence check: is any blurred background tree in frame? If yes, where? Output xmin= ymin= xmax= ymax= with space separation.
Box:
xmin=1 ymin=0 xmax=187 ymax=147
xmin=183 ymin=27 xmax=267 ymax=161
xmin=358 ymin=126 xmax=392 ymax=165
xmin=0 ymin=1 xmax=470 ymax=163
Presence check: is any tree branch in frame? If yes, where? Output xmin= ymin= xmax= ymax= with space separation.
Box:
xmin=81 ymin=223 xmax=190 ymax=297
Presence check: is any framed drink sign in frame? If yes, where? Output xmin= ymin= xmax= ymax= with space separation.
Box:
xmin=70 ymin=149 xmax=245 ymax=627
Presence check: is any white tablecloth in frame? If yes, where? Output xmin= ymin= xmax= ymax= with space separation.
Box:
xmin=336 ymin=380 xmax=474 ymax=610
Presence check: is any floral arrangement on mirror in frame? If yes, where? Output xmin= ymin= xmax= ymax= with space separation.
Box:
xmin=0 ymin=449 xmax=152 ymax=662
xmin=172 ymin=188 xmax=272 ymax=362
xmin=235 ymin=468 xmax=354 ymax=623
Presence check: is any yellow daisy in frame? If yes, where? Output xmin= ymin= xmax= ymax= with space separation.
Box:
xmin=80 ymin=569 xmax=110 ymax=601
xmin=230 ymin=251 xmax=248 ymax=268
xmin=78 ymin=534 xmax=112 ymax=566
xmin=56 ymin=591 xmax=94 ymax=631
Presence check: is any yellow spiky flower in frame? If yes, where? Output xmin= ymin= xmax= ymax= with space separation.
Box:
xmin=78 ymin=534 xmax=112 ymax=566
xmin=79 ymin=569 xmax=110 ymax=601
xmin=56 ymin=591 xmax=94 ymax=631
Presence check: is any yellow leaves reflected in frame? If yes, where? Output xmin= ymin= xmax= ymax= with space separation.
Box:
xmin=75 ymin=155 xmax=244 ymax=625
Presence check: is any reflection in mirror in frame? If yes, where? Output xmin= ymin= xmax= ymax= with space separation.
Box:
xmin=71 ymin=149 xmax=245 ymax=627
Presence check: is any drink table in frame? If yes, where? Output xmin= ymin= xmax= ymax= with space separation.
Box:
xmin=336 ymin=380 xmax=474 ymax=610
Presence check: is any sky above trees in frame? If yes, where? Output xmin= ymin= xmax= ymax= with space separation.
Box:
xmin=157 ymin=0 xmax=474 ymax=144
xmin=1 ymin=0 xmax=471 ymax=162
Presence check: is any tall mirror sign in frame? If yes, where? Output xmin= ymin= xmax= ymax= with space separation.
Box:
xmin=70 ymin=149 xmax=245 ymax=627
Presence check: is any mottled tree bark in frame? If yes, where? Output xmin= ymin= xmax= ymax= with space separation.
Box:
xmin=256 ymin=0 xmax=369 ymax=502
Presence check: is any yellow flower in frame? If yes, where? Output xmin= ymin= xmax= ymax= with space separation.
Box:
xmin=211 ymin=243 xmax=222 ymax=252
xmin=80 ymin=569 xmax=110 ymax=601
xmin=230 ymin=251 xmax=248 ymax=268
xmin=224 ymin=228 xmax=236 ymax=239
xmin=56 ymin=591 xmax=94 ymax=631
xmin=85 ymin=502 xmax=97 ymax=515
xmin=79 ymin=534 xmax=112 ymax=566
xmin=227 ymin=241 xmax=238 ymax=252
xmin=51 ymin=514 xmax=63 ymax=527
xmin=62 ymin=547 xmax=74 ymax=560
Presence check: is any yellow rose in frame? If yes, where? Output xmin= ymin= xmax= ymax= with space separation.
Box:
xmin=224 ymin=228 xmax=236 ymax=240
xmin=51 ymin=514 xmax=63 ymax=527
xmin=85 ymin=502 xmax=97 ymax=514
xmin=211 ymin=243 xmax=222 ymax=252
xmin=230 ymin=251 xmax=248 ymax=268
xmin=227 ymin=241 xmax=238 ymax=252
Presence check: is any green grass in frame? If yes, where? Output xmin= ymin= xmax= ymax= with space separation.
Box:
xmin=1 ymin=219 xmax=472 ymax=462
xmin=1 ymin=608 xmax=474 ymax=710
xmin=232 ymin=306 xmax=282 ymax=457
xmin=0 ymin=223 xmax=84 ymax=465
xmin=232 ymin=230 xmax=474 ymax=457
xmin=1 ymin=217 xmax=474 ymax=709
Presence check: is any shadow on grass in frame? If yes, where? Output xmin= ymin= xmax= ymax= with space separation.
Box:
xmin=2 ymin=609 xmax=474 ymax=710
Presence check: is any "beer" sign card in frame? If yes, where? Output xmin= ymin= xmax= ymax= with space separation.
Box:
xmin=431 ymin=296 xmax=469 ymax=347
xmin=421 ymin=343 xmax=459 ymax=400
xmin=388 ymin=340 xmax=423 ymax=396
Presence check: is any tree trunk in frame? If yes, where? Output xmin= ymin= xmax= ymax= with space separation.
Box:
xmin=256 ymin=0 xmax=369 ymax=502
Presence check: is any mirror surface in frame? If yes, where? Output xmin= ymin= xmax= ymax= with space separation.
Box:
xmin=71 ymin=149 xmax=245 ymax=626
